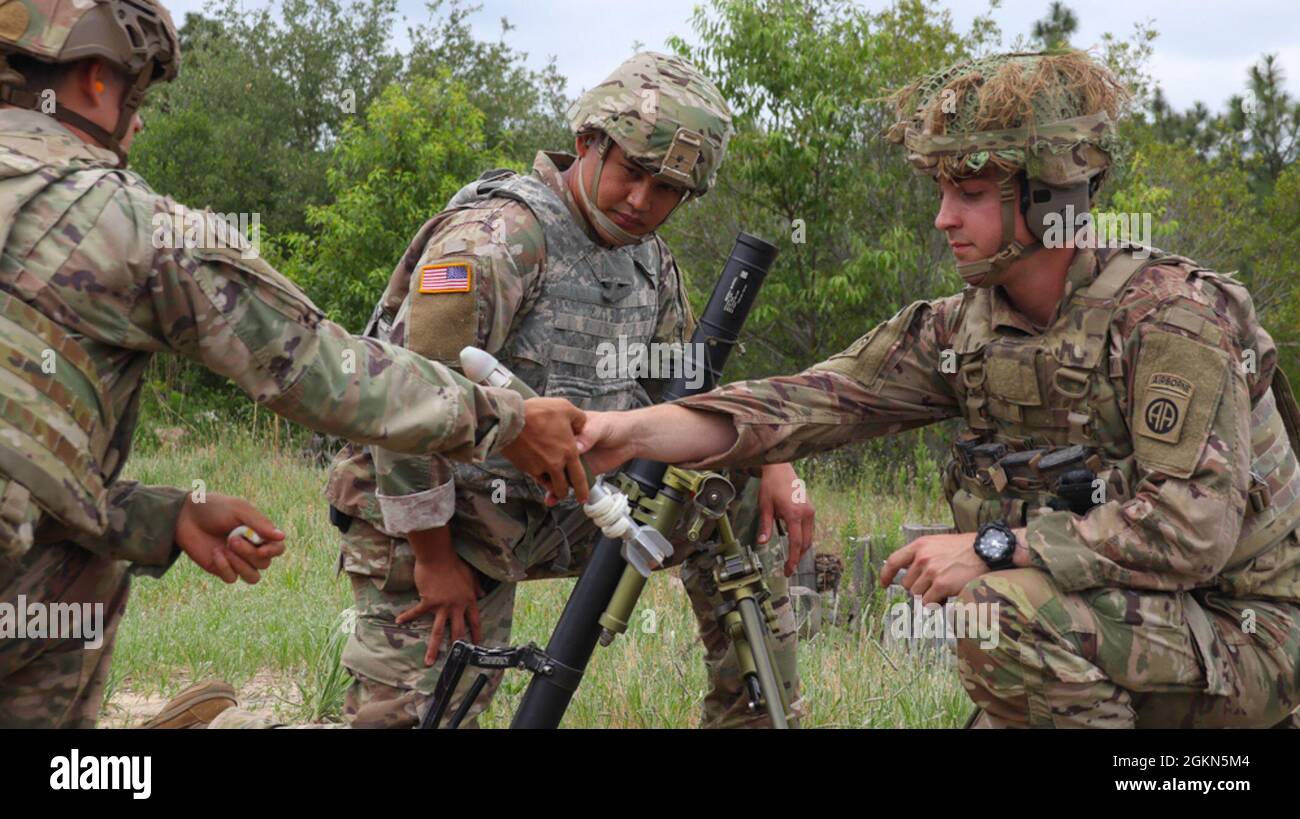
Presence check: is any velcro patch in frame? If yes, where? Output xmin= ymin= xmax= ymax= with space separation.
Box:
xmin=1131 ymin=329 xmax=1229 ymax=478
xmin=418 ymin=261 xmax=472 ymax=294
xmin=1138 ymin=372 xmax=1194 ymax=444
xmin=408 ymin=257 xmax=478 ymax=364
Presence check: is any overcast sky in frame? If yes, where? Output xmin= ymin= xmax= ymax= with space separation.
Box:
xmin=166 ymin=0 xmax=1299 ymax=112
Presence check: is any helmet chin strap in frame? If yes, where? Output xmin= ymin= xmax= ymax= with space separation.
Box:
xmin=956 ymin=174 xmax=1040 ymax=288
xmin=0 ymin=66 xmax=151 ymax=167
xmin=576 ymin=133 xmax=695 ymax=247
xmin=576 ymin=135 xmax=646 ymax=246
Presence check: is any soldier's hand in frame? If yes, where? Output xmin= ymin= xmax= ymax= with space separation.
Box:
xmin=396 ymin=526 xmax=483 ymax=666
xmin=880 ymin=531 xmax=987 ymax=605
xmin=502 ymin=398 xmax=590 ymax=504
xmin=175 ymin=494 xmax=286 ymax=585
xmin=758 ymin=463 xmax=815 ymax=576
xmin=573 ymin=410 xmax=640 ymax=476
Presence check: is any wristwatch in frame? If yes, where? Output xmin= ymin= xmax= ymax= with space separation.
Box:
xmin=974 ymin=520 xmax=1017 ymax=570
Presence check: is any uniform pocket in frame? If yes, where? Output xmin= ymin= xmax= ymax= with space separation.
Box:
xmin=1079 ymin=588 xmax=1206 ymax=692
xmin=1199 ymin=593 xmax=1290 ymax=652
xmin=338 ymin=520 xmax=414 ymax=594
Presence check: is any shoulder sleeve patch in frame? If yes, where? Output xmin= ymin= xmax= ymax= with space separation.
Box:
xmin=812 ymin=301 xmax=928 ymax=386
xmin=1131 ymin=328 xmax=1230 ymax=479
xmin=416 ymin=260 xmax=473 ymax=294
xmin=407 ymin=257 xmax=478 ymax=365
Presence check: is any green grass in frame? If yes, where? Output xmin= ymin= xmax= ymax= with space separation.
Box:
xmin=110 ymin=428 xmax=970 ymax=728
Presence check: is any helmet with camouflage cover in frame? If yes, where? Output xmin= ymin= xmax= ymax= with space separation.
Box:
xmin=0 ymin=0 xmax=180 ymax=166
xmin=566 ymin=51 xmax=733 ymax=244
xmin=886 ymin=50 xmax=1130 ymax=287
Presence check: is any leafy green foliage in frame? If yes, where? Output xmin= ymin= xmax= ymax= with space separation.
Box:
xmin=663 ymin=0 xmax=998 ymax=378
xmin=1031 ymin=1 xmax=1078 ymax=49
xmin=133 ymin=0 xmax=404 ymax=235
xmin=127 ymin=0 xmax=1298 ymax=439
xmin=285 ymin=75 xmax=514 ymax=330
xmin=130 ymin=0 xmax=549 ymax=421
xmin=406 ymin=0 xmax=572 ymax=164
xmin=1123 ymin=44 xmax=1300 ymax=383
xmin=1250 ymin=161 xmax=1300 ymax=382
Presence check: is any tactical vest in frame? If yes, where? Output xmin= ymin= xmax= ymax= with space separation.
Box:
xmin=455 ymin=171 xmax=665 ymax=411
xmin=372 ymin=169 xmax=669 ymax=577
xmin=0 ymin=136 xmax=121 ymax=560
xmin=941 ymin=247 xmax=1300 ymax=600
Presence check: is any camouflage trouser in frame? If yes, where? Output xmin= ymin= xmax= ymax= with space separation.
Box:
xmin=339 ymin=480 xmax=800 ymax=729
xmin=0 ymin=542 xmax=130 ymax=728
xmin=957 ymin=568 xmax=1300 ymax=728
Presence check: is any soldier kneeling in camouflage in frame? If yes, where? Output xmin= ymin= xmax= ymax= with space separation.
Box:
xmin=575 ymin=51 xmax=1300 ymax=728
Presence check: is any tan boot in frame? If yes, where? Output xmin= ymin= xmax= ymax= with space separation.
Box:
xmin=142 ymin=680 xmax=238 ymax=729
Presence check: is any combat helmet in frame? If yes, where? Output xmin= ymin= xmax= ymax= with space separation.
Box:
xmin=886 ymin=50 xmax=1130 ymax=287
xmin=566 ymin=51 xmax=733 ymax=244
xmin=0 ymin=0 xmax=180 ymax=166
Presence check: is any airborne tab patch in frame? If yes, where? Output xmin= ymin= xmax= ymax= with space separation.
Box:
xmin=1130 ymin=329 xmax=1229 ymax=479
xmin=1139 ymin=372 xmax=1194 ymax=444
xmin=418 ymin=262 xmax=472 ymax=294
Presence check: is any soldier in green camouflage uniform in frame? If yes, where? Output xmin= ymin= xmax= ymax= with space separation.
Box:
xmin=576 ymin=51 xmax=1300 ymax=728
xmin=310 ymin=52 xmax=812 ymax=730
xmin=0 ymin=0 xmax=583 ymax=728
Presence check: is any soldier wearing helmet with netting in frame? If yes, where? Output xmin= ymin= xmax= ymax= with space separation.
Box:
xmin=0 ymin=0 xmax=583 ymax=728
xmin=277 ymin=51 xmax=813 ymax=731
xmin=574 ymin=50 xmax=1300 ymax=728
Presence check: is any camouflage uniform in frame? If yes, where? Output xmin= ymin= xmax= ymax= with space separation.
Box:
xmin=322 ymin=150 xmax=800 ymax=730
xmin=322 ymin=54 xmax=801 ymax=729
xmin=670 ymin=53 xmax=1300 ymax=728
xmin=0 ymin=12 xmax=523 ymax=725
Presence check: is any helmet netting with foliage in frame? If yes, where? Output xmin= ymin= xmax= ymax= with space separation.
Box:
xmin=886 ymin=50 xmax=1131 ymax=183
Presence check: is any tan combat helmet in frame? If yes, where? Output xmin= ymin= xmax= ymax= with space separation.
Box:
xmin=0 ymin=0 xmax=180 ymax=165
xmin=886 ymin=50 xmax=1131 ymax=288
xmin=567 ymin=51 xmax=734 ymax=245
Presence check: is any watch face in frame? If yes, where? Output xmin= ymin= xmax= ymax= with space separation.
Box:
xmin=978 ymin=528 xmax=1011 ymax=560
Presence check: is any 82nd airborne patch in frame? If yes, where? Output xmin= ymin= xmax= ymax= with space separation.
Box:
xmin=1139 ymin=372 xmax=1194 ymax=444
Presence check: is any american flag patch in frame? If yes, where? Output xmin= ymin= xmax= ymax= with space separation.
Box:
xmin=418 ymin=262 xmax=472 ymax=294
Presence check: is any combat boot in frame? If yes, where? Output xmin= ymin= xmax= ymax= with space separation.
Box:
xmin=142 ymin=680 xmax=238 ymax=729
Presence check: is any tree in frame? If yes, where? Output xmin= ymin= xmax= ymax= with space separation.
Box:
xmin=132 ymin=0 xmax=405 ymax=234
xmin=406 ymin=0 xmax=571 ymax=164
xmin=663 ymin=0 xmax=998 ymax=377
xmin=1226 ymin=53 xmax=1300 ymax=193
xmin=134 ymin=0 xmax=570 ymax=235
xmin=1249 ymin=161 xmax=1300 ymax=384
xmin=281 ymin=75 xmax=511 ymax=330
xmin=1118 ymin=87 xmax=1298 ymax=384
xmin=1099 ymin=140 xmax=1256 ymax=277
xmin=131 ymin=0 xmax=542 ymax=421
xmin=1031 ymin=1 xmax=1078 ymax=49
xmin=1148 ymin=88 xmax=1225 ymax=161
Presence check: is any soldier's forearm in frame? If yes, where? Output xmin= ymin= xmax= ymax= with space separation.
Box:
xmin=72 ymin=482 xmax=188 ymax=574
xmin=409 ymin=526 xmax=457 ymax=566
xmin=260 ymin=321 xmax=524 ymax=460
xmin=628 ymin=404 xmax=739 ymax=463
